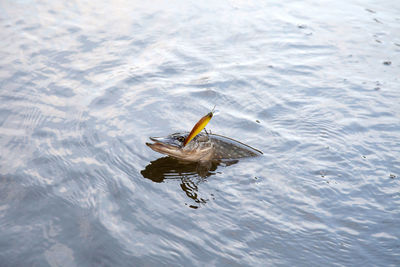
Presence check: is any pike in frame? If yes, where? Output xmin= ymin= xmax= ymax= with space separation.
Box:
xmin=146 ymin=107 xmax=262 ymax=162
xmin=146 ymin=132 xmax=262 ymax=162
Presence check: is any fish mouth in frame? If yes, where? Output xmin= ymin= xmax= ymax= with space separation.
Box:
xmin=146 ymin=137 xmax=180 ymax=149
xmin=146 ymin=136 xmax=183 ymax=158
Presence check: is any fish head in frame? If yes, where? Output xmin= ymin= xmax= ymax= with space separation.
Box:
xmin=146 ymin=132 xmax=213 ymax=161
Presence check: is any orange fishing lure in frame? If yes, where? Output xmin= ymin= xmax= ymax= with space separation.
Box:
xmin=183 ymin=107 xmax=215 ymax=146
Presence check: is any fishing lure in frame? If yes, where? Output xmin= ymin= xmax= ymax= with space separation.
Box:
xmin=183 ymin=106 xmax=215 ymax=147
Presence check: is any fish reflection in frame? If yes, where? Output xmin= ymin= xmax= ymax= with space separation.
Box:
xmin=141 ymin=156 xmax=237 ymax=208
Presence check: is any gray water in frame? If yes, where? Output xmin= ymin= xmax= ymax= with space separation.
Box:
xmin=1 ymin=0 xmax=399 ymax=266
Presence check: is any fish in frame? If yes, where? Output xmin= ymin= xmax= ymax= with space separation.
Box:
xmin=146 ymin=132 xmax=263 ymax=162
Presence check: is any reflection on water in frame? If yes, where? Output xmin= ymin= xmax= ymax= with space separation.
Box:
xmin=141 ymin=156 xmax=236 ymax=208
xmin=141 ymin=156 xmax=219 ymax=181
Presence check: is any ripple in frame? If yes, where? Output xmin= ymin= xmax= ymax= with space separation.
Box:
xmin=1 ymin=0 xmax=400 ymax=266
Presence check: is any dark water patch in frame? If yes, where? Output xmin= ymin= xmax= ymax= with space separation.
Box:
xmin=0 ymin=109 xmax=11 ymax=127
xmin=67 ymin=26 xmax=81 ymax=34
xmin=78 ymin=35 xmax=102 ymax=52
xmin=89 ymin=86 xmax=122 ymax=109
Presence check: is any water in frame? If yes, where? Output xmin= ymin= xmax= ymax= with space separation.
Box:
xmin=1 ymin=0 xmax=399 ymax=266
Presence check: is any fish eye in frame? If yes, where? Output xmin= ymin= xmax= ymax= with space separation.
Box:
xmin=177 ymin=136 xmax=185 ymax=142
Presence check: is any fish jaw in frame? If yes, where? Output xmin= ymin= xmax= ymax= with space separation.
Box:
xmin=146 ymin=134 xmax=214 ymax=162
xmin=146 ymin=136 xmax=182 ymax=158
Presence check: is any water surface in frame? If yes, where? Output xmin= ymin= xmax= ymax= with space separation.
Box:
xmin=0 ymin=0 xmax=399 ymax=266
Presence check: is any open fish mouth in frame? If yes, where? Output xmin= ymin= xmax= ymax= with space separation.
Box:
xmin=149 ymin=137 xmax=161 ymax=143
xmin=146 ymin=137 xmax=180 ymax=149
xmin=145 ymin=142 xmax=167 ymax=151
